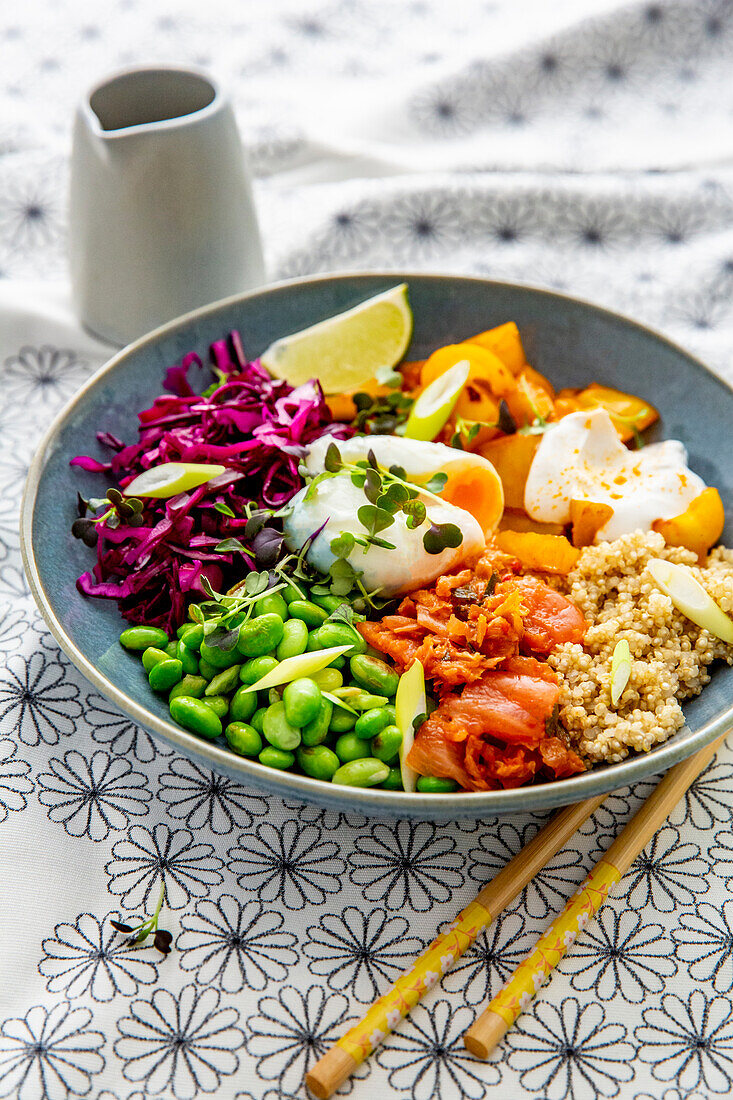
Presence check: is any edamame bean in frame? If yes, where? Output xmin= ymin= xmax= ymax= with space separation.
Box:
xmin=301 ymin=698 xmax=333 ymax=747
xmin=198 ymin=657 xmax=218 ymax=681
xmin=237 ymin=613 xmax=284 ymax=658
xmin=334 ymin=732 xmax=372 ymax=763
xmin=332 ymin=758 xmax=390 ymax=788
xmin=229 ymin=684 xmax=258 ymax=723
xmin=310 ymin=593 xmax=347 ymax=615
xmin=200 ymin=639 xmax=241 ymax=670
xmin=311 ymin=668 xmax=343 ymax=691
xmin=306 ymin=633 xmax=323 ymax=653
xmin=251 ymin=707 xmax=267 ymax=734
xmin=120 ymin=626 xmax=169 ymax=651
xmin=177 ymin=641 xmax=200 ymax=676
xmin=179 ymin=622 xmax=204 ymax=650
xmin=329 ymin=706 xmax=356 ymax=733
xmin=169 ymin=674 xmax=207 ymax=702
xmin=204 ymin=695 xmax=229 ymax=719
xmin=254 ymin=591 xmax=289 ymax=620
xmin=351 ymin=691 xmax=390 ymax=711
xmin=263 ymin=701 xmax=301 ymax=751
xmin=205 ymin=665 xmax=242 ymax=697
xmin=225 ymin=722 xmax=262 ymax=757
xmin=259 ymin=746 xmax=295 ymax=769
xmin=315 ymin=621 xmax=366 ymax=654
xmin=350 ymin=654 xmax=400 ymax=697
xmin=354 ymin=707 xmax=392 ymax=739
xmin=276 ymin=618 xmax=309 ymax=661
xmin=372 ymin=724 xmax=402 ymax=764
xmin=384 ymin=704 xmax=396 ymax=724
xmin=149 ymin=659 xmax=183 ymax=692
xmin=165 ymin=640 xmax=179 ymax=659
xmin=170 ymin=695 xmax=222 ymax=740
xmin=297 ymin=745 xmax=340 ymax=781
xmin=141 ymin=647 xmax=169 ymax=673
xmin=330 ymin=655 xmax=346 ymax=670
xmin=381 ymin=766 xmax=404 ymax=790
xmin=288 ymin=600 xmax=328 ymax=628
xmin=240 ymin=656 xmax=279 ymax=685
xmin=281 ymin=580 xmax=304 ymax=605
xmin=283 ymin=678 xmax=322 ymax=727
xmin=416 ymin=776 xmax=459 ymax=793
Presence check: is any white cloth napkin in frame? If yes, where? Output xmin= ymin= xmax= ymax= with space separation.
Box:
xmin=3 ymin=2 xmax=733 ymax=1099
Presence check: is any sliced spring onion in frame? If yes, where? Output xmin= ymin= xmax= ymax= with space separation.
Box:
xmin=610 ymin=639 xmax=631 ymax=707
xmin=322 ymin=691 xmax=358 ymax=715
xmin=395 ymin=658 xmax=426 ymax=793
xmin=647 ymin=558 xmax=733 ymax=645
xmin=403 ymin=359 xmax=471 ymax=441
xmin=124 ymin=462 xmax=226 ymax=499
xmin=241 ymin=645 xmax=354 ymax=693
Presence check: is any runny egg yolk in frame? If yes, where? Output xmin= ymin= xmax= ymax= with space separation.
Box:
xmin=441 ymin=465 xmax=504 ymax=535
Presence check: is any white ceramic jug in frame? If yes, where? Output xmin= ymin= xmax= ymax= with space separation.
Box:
xmin=70 ymin=66 xmax=265 ymax=346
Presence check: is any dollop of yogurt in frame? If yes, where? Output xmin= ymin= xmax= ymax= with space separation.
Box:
xmin=524 ymin=408 xmax=706 ymax=541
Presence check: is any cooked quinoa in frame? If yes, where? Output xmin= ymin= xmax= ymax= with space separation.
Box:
xmin=547 ymin=531 xmax=733 ymax=764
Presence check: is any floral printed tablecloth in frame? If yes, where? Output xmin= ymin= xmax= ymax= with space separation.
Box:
xmin=3 ymin=1 xmax=733 ymax=1098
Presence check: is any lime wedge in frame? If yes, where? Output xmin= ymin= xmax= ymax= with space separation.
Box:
xmin=396 ymin=658 xmax=426 ymax=793
xmin=123 ymin=462 xmax=226 ymax=498
xmin=647 ymin=559 xmax=733 ymax=644
xmin=241 ymin=645 xmax=354 ymax=693
xmin=404 ymin=359 xmax=470 ymax=441
xmin=261 ymin=284 xmax=413 ymax=392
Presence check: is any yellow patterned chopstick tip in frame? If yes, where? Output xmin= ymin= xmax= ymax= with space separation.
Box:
xmin=337 ymin=898 xmax=492 ymax=1064
xmin=490 ymin=859 xmax=621 ymax=1027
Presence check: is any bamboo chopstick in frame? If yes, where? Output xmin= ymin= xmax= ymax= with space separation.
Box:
xmin=463 ymin=730 xmax=728 ymax=1060
xmin=305 ymin=792 xmax=605 ymax=1099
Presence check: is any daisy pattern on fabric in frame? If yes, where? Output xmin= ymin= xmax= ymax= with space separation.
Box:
xmin=85 ymin=692 xmax=172 ymax=763
xmin=157 ymin=757 xmax=268 ymax=834
xmin=559 ymin=906 xmax=676 ymax=1002
xmin=3 ymin=345 xmax=90 ymax=408
xmin=376 ymin=999 xmax=497 ymax=1099
xmin=668 ymin=759 xmax=733 ymax=829
xmin=505 ymin=997 xmax=634 ymax=1099
xmin=0 ymin=652 xmax=82 ymax=746
xmin=281 ymin=798 xmax=367 ymax=830
xmin=672 ymin=900 xmax=733 ymax=994
xmin=228 ymin=820 xmax=345 ymax=910
xmin=469 ymin=822 xmax=585 ymax=920
xmin=0 ymin=736 xmax=32 ymax=823
xmin=382 ymin=191 xmax=464 ymax=259
xmin=36 ymin=749 xmax=151 ymax=841
xmin=618 ymin=825 xmax=709 ymax=912
xmin=246 ymin=985 xmax=366 ymax=1095
xmin=105 ymin=823 xmax=224 ymax=911
xmin=0 ymin=1002 xmax=104 ymax=1100
xmin=0 ymin=603 xmax=28 ymax=654
xmin=348 ymin=821 xmax=465 ymax=912
xmin=177 ymin=894 xmax=297 ymax=993
xmin=635 ymin=990 xmax=733 ymax=1093
xmin=708 ymin=827 xmax=733 ymax=885
xmin=114 ymin=984 xmax=244 ymax=1100
xmin=39 ymin=911 xmax=158 ymax=1001
xmin=441 ymin=910 xmax=533 ymax=1006
xmin=303 ymin=906 xmax=424 ymax=1003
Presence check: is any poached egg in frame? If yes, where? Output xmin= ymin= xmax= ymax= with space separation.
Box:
xmin=524 ymin=408 xmax=706 ymax=541
xmin=284 ymin=435 xmax=504 ymax=596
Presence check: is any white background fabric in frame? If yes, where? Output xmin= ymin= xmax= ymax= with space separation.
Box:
xmin=2 ymin=1 xmax=733 ymax=1098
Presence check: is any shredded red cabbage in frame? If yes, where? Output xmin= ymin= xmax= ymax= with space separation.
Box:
xmin=71 ymin=330 xmax=350 ymax=631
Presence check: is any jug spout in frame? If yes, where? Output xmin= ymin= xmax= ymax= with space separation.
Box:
xmin=84 ymin=65 xmax=219 ymax=139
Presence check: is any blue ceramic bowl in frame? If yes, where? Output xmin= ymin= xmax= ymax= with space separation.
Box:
xmin=20 ymin=273 xmax=733 ymax=819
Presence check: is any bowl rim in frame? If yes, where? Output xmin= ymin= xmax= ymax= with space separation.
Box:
xmin=19 ymin=269 xmax=733 ymax=815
